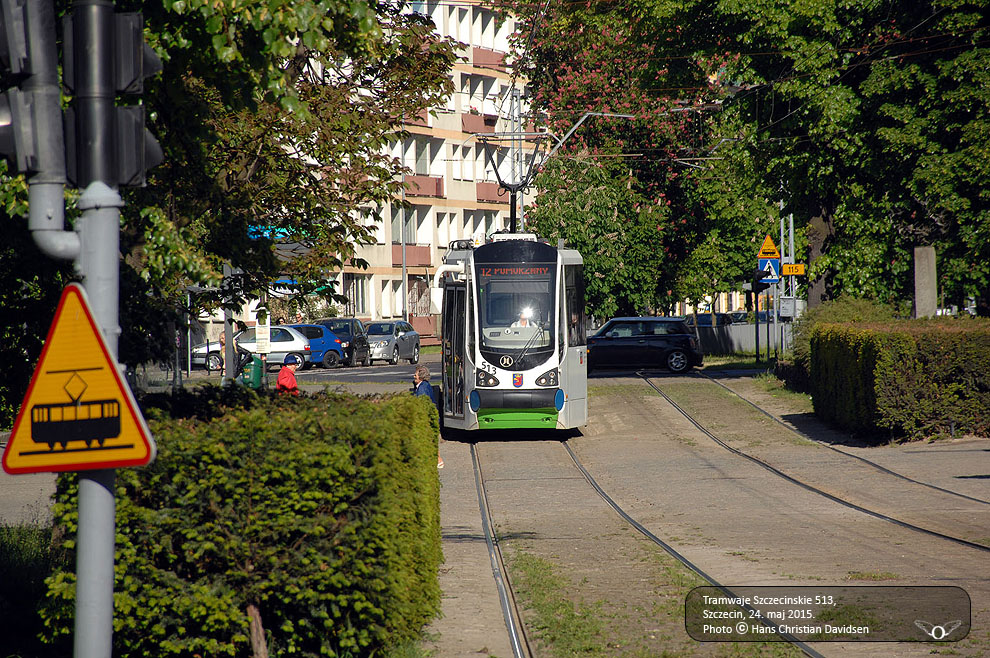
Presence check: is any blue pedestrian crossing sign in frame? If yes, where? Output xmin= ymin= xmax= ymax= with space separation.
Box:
xmin=759 ymin=258 xmax=780 ymax=283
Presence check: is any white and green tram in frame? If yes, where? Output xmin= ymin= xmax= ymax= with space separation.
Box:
xmin=431 ymin=234 xmax=588 ymax=431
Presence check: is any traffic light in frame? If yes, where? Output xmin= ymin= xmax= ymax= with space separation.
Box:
xmin=750 ymin=267 xmax=771 ymax=294
xmin=62 ymin=8 xmax=162 ymax=187
xmin=0 ymin=0 xmax=64 ymax=178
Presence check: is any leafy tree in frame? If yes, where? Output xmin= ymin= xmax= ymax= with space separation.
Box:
xmin=0 ymin=0 xmax=458 ymax=427
xmin=510 ymin=0 xmax=990 ymax=314
xmin=527 ymin=157 xmax=668 ymax=319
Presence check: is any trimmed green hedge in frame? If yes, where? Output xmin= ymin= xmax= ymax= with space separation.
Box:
xmin=41 ymin=390 xmax=442 ymax=656
xmin=810 ymin=318 xmax=990 ymax=441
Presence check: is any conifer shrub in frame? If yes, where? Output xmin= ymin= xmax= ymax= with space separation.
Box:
xmin=810 ymin=318 xmax=990 ymax=441
xmin=783 ymin=297 xmax=900 ymax=392
xmin=41 ymin=390 xmax=442 ymax=656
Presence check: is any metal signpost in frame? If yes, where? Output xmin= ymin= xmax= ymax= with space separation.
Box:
xmin=757 ymin=234 xmax=780 ymax=362
xmin=0 ymin=0 xmax=162 ymax=655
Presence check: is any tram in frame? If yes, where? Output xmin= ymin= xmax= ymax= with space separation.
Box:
xmin=431 ymin=233 xmax=587 ymax=431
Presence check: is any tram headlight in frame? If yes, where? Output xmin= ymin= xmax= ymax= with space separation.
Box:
xmin=476 ymin=370 xmax=499 ymax=387
xmin=535 ymin=368 xmax=558 ymax=387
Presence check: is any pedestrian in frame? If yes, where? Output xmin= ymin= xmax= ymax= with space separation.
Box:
xmin=277 ymin=354 xmax=301 ymax=395
xmin=412 ymin=364 xmax=443 ymax=469
xmin=218 ymin=332 xmax=226 ymax=375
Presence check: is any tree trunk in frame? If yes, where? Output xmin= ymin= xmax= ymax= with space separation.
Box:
xmin=247 ymin=604 xmax=269 ymax=658
xmin=806 ymin=206 xmax=834 ymax=308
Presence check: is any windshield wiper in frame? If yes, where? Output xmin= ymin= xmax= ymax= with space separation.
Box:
xmin=513 ymin=323 xmax=546 ymax=366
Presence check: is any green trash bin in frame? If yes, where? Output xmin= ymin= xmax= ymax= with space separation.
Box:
xmin=241 ymin=356 xmax=263 ymax=389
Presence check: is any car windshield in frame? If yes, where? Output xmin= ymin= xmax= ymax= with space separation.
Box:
xmin=367 ymin=323 xmax=394 ymax=335
xmin=323 ymin=320 xmax=352 ymax=336
xmin=475 ymin=262 xmax=556 ymax=353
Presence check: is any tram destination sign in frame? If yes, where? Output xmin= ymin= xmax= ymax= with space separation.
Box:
xmin=2 ymin=284 xmax=156 ymax=474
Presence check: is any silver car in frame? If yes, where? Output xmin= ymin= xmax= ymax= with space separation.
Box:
xmin=367 ymin=321 xmax=420 ymax=365
xmin=191 ymin=325 xmax=312 ymax=370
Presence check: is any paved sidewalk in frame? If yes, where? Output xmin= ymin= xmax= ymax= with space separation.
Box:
xmin=0 ymin=432 xmax=56 ymax=526
xmin=424 ymin=439 xmax=515 ymax=658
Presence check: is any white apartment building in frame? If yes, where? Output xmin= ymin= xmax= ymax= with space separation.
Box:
xmin=196 ymin=2 xmax=528 ymax=346
xmin=332 ymin=0 xmax=528 ymax=342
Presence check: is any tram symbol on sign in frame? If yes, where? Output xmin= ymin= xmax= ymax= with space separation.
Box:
xmin=914 ymin=619 xmax=963 ymax=641
xmin=29 ymin=368 xmax=122 ymax=452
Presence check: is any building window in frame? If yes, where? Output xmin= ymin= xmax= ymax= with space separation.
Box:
xmin=391 ymin=204 xmax=416 ymax=244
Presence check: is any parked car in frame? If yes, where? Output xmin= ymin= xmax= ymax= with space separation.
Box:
xmin=684 ymin=312 xmax=733 ymax=327
xmin=366 ymin=320 xmax=420 ymax=365
xmin=314 ymin=318 xmax=371 ymax=367
xmin=727 ymin=311 xmax=750 ymax=324
xmin=191 ymin=339 xmax=223 ymax=371
xmin=587 ymin=317 xmax=703 ymax=373
xmin=288 ymin=324 xmax=345 ymax=368
xmin=234 ymin=325 xmax=312 ymax=370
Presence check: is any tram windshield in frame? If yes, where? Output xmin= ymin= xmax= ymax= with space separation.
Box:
xmin=476 ymin=262 xmax=556 ymax=365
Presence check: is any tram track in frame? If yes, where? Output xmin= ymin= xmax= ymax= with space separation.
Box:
xmin=471 ymin=439 xmax=826 ymax=658
xmin=640 ymin=373 xmax=990 ymax=555
xmin=697 ymin=372 xmax=990 ymax=507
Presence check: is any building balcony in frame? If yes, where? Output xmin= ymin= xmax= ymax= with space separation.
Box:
xmin=407 ymin=109 xmax=430 ymax=127
xmin=461 ymin=111 xmax=498 ymax=134
xmin=476 ymin=181 xmax=507 ymax=204
xmin=405 ymin=174 xmax=444 ymax=198
xmin=391 ymin=244 xmax=432 ymax=267
xmin=472 ymin=47 xmax=505 ymax=72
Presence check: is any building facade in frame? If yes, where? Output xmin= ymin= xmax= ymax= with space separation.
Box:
xmin=334 ymin=0 xmax=528 ymax=341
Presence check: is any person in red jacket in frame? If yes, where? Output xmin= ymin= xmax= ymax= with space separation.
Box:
xmin=276 ymin=354 xmax=301 ymax=395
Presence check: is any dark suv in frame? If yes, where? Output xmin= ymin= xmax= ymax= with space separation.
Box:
xmin=587 ymin=317 xmax=703 ymax=373
xmin=314 ymin=318 xmax=371 ymax=366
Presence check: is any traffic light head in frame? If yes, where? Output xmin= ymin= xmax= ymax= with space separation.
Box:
xmin=751 ymin=267 xmax=771 ymax=293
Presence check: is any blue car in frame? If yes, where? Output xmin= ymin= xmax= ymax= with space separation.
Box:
xmin=288 ymin=324 xmax=344 ymax=368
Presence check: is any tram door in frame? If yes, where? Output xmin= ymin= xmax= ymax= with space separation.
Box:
xmin=442 ymin=282 xmax=465 ymax=418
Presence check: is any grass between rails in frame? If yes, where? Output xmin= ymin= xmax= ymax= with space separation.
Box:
xmin=506 ymin=543 xmax=801 ymax=657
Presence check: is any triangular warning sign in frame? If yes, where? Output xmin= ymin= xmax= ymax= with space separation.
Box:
xmin=758 ymin=234 xmax=780 ymax=258
xmin=3 ymin=284 xmax=156 ymax=474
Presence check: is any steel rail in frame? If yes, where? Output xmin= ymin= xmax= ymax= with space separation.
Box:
xmin=471 ymin=443 xmax=532 ymax=658
xmin=698 ymin=372 xmax=990 ymax=506
xmin=642 ymin=374 xmax=990 ymax=554
xmin=561 ymin=441 xmax=826 ymax=658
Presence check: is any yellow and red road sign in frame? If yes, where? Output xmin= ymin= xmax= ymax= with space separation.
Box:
xmin=758 ymin=234 xmax=780 ymax=259
xmin=2 ymin=284 xmax=156 ymax=474
xmin=782 ymin=263 xmax=806 ymax=276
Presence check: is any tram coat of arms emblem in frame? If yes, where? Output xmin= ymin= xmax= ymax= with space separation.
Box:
xmin=512 ymin=374 xmax=523 ymax=387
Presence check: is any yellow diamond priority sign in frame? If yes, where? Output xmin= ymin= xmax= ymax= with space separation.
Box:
xmin=3 ymin=284 xmax=156 ymax=474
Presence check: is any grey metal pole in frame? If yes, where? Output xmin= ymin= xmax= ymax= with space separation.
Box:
xmin=75 ymin=181 xmax=123 ymax=658
xmin=68 ymin=0 xmax=123 ymax=652
xmin=789 ymin=213 xmax=796 ymax=299
xmin=512 ymin=89 xmax=524 ymax=231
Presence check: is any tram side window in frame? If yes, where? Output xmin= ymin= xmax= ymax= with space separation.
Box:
xmin=564 ymin=265 xmax=586 ymax=346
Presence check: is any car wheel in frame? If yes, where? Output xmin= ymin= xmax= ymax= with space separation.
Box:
xmin=322 ymin=351 xmax=339 ymax=368
xmin=290 ymin=353 xmax=305 ymax=369
xmin=389 ymin=348 xmax=399 ymax=365
xmin=362 ymin=349 xmax=371 ymax=367
xmin=409 ymin=345 xmax=420 ymax=364
xmin=666 ymin=349 xmax=690 ymax=373
xmin=206 ymin=353 xmax=222 ymax=372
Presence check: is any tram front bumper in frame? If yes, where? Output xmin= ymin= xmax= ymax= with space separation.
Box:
xmin=474 ymin=389 xmax=559 ymax=429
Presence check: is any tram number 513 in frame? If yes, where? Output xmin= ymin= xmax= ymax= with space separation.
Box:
xmin=480 ymin=362 xmax=496 ymax=375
